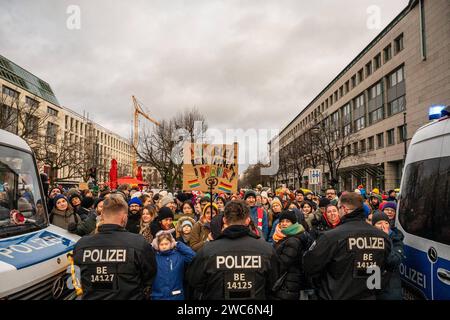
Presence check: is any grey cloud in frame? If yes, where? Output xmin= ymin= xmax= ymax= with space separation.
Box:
xmin=0 ymin=0 xmax=408 ymax=170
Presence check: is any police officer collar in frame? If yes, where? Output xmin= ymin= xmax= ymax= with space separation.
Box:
xmin=218 ymin=224 xmax=259 ymax=240
xmin=340 ymin=206 xmax=366 ymax=223
xmin=98 ymin=223 xmax=127 ymax=232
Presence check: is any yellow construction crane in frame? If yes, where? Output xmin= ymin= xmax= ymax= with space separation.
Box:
xmin=132 ymin=95 xmax=160 ymax=176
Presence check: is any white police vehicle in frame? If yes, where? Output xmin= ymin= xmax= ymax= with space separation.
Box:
xmin=397 ymin=105 xmax=450 ymax=300
xmin=0 ymin=129 xmax=79 ymax=299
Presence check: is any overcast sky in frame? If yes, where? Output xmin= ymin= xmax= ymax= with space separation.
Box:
xmin=1 ymin=0 xmax=408 ymax=170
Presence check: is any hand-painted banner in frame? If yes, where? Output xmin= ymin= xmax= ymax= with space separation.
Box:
xmin=182 ymin=142 xmax=238 ymax=193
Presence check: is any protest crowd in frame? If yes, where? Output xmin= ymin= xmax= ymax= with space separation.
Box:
xmin=47 ymin=182 xmax=403 ymax=300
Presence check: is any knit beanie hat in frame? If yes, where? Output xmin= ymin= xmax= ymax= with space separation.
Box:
xmin=158 ymin=207 xmax=174 ymax=221
xmin=372 ymin=211 xmax=390 ymax=226
xmin=69 ymin=193 xmax=81 ymax=204
xmin=181 ymin=220 xmax=193 ymax=229
xmin=54 ymin=194 xmax=68 ymax=204
xmin=128 ymin=197 xmax=143 ymax=207
xmin=160 ymin=195 xmax=175 ymax=208
xmin=318 ymin=197 xmax=331 ymax=208
xmin=278 ymin=210 xmax=298 ymax=224
xmin=382 ymin=201 xmax=397 ymax=211
xmin=202 ymin=202 xmax=218 ymax=216
xmin=81 ymin=196 xmax=95 ymax=209
xmin=271 ymin=197 xmax=282 ymax=208
xmin=244 ymin=190 xmax=257 ymax=200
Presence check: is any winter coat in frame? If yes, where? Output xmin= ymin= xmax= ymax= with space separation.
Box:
xmin=249 ymin=206 xmax=269 ymax=240
xmin=310 ymin=212 xmax=340 ymax=240
xmin=68 ymin=210 xmax=97 ymax=236
xmin=274 ymin=226 xmax=313 ymax=300
xmin=73 ymin=224 xmax=156 ymax=300
xmin=175 ymin=216 xmax=196 ymax=245
xmin=139 ymin=222 xmax=153 ymax=243
xmin=151 ymin=242 xmax=196 ymax=300
xmin=189 ymin=220 xmax=211 ymax=252
xmin=303 ymin=207 xmax=392 ymax=300
xmin=73 ymin=205 xmax=90 ymax=221
xmin=50 ymin=207 xmax=80 ymax=230
xmin=126 ymin=211 xmax=141 ymax=234
xmin=377 ymin=227 xmax=405 ymax=300
xmin=150 ymin=219 xmax=176 ymax=239
xmin=186 ymin=225 xmax=280 ymax=300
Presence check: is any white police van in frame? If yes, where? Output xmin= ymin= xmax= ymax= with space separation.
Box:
xmin=397 ymin=105 xmax=450 ymax=300
xmin=0 ymin=129 xmax=79 ymax=299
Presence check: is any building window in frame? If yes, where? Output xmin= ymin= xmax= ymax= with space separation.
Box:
xmin=387 ymin=129 xmax=395 ymax=146
xmin=25 ymin=96 xmax=39 ymax=108
xmin=47 ymin=106 xmax=58 ymax=116
xmin=334 ymin=91 xmax=338 ymax=101
xmin=368 ymin=136 xmax=375 ymax=150
xmin=365 ymin=61 xmax=372 ymax=77
xmin=339 ymin=86 xmax=343 ymax=98
xmin=345 ymin=81 xmax=350 ymax=93
xmin=360 ymin=139 xmax=366 ymax=153
xmin=377 ymin=133 xmax=384 ymax=149
xmin=354 ymin=94 xmax=364 ymax=110
xmin=374 ymin=53 xmax=382 ymax=70
xmin=398 ymin=125 xmax=407 ymax=143
xmin=2 ymin=85 xmax=19 ymax=99
xmin=388 ymin=95 xmax=406 ymax=116
xmin=369 ymin=107 xmax=384 ymax=124
xmin=394 ymin=34 xmax=404 ymax=54
xmin=388 ymin=66 xmax=404 ymax=87
xmin=351 ymin=75 xmax=357 ymax=88
xmin=369 ymin=82 xmax=382 ymax=100
xmin=343 ymin=124 xmax=352 ymax=136
xmin=383 ymin=44 xmax=392 ymax=63
xmin=353 ymin=142 xmax=359 ymax=155
xmin=342 ymin=103 xmax=351 ymax=118
xmin=24 ymin=114 xmax=38 ymax=138
xmin=346 ymin=145 xmax=352 ymax=156
xmin=354 ymin=117 xmax=365 ymax=131
xmin=358 ymin=69 xmax=364 ymax=84
xmin=46 ymin=122 xmax=58 ymax=144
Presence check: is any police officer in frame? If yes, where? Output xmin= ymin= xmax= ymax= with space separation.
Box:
xmin=303 ymin=192 xmax=392 ymax=300
xmin=73 ymin=195 xmax=157 ymax=300
xmin=186 ymin=200 xmax=279 ymax=300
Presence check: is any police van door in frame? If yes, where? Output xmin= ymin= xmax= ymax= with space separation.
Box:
xmin=397 ymin=154 xmax=450 ymax=300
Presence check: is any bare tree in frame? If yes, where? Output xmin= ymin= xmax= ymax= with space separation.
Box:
xmin=0 ymin=90 xmax=50 ymax=143
xmin=308 ymin=112 xmax=360 ymax=189
xmin=238 ymin=162 xmax=271 ymax=189
xmin=138 ymin=107 xmax=208 ymax=190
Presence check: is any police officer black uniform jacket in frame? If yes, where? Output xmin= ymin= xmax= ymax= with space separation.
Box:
xmin=303 ymin=207 xmax=392 ymax=300
xmin=186 ymin=224 xmax=279 ymax=300
xmin=73 ymin=224 xmax=157 ymax=300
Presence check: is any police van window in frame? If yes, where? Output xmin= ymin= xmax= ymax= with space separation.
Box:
xmin=0 ymin=145 xmax=47 ymax=237
xmin=399 ymin=157 xmax=450 ymax=245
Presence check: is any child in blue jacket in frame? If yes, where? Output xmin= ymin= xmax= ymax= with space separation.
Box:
xmin=151 ymin=230 xmax=196 ymax=300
